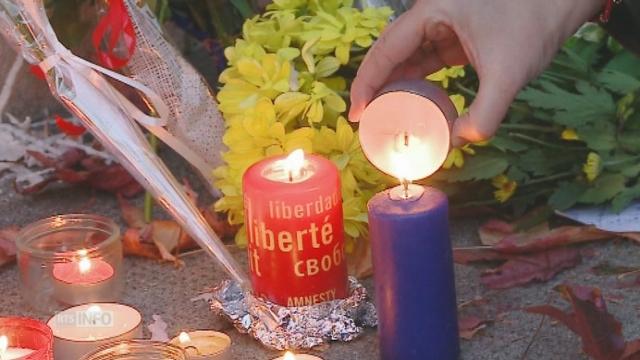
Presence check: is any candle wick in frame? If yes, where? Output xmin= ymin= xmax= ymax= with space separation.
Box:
xmin=403 ymin=131 xmax=409 ymax=147
xmin=402 ymin=179 xmax=410 ymax=199
xmin=288 ymin=170 xmax=293 ymax=183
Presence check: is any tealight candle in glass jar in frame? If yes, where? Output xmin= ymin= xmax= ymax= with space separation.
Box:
xmin=16 ymin=214 xmax=124 ymax=313
xmin=79 ymin=340 xmax=187 ymax=360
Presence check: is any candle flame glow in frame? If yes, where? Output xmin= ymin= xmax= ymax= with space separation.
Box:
xmin=78 ymin=256 xmax=92 ymax=274
xmin=283 ymin=351 xmax=296 ymax=360
xmin=389 ymin=131 xmax=429 ymax=182
xmin=283 ymin=149 xmax=305 ymax=181
xmin=0 ymin=335 xmax=7 ymax=354
xmin=87 ymin=304 xmax=102 ymax=315
xmin=178 ymin=332 xmax=191 ymax=344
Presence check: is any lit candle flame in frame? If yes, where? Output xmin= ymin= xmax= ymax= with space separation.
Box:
xmin=87 ymin=304 xmax=102 ymax=315
xmin=283 ymin=149 xmax=305 ymax=182
xmin=283 ymin=351 xmax=296 ymax=360
xmin=0 ymin=335 xmax=7 ymax=355
xmin=390 ymin=131 xmax=429 ymax=182
xmin=178 ymin=332 xmax=191 ymax=344
xmin=78 ymin=256 xmax=92 ymax=274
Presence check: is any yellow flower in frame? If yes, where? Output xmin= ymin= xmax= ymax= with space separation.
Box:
xmin=427 ymin=66 xmax=466 ymax=88
xmin=443 ymin=148 xmax=463 ymax=169
xmin=449 ymin=94 xmax=466 ymax=114
xmin=442 ymin=145 xmax=475 ymax=169
xmin=299 ymin=6 xmax=392 ymax=64
xmin=224 ymin=40 xmax=267 ymax=66
xmin=561 ymin=128 xmax=580 ymax=141
xmin=266 ymin=0 xmax=308 ymax=11
xmin=218 ymin=54 xmax=292 ymax=115
xmin=617 ymin=93 xmax=635 ymax=121
xmin=242 ymin=12 xmax=303 ymax=52
xmin=274 ymin=81 xmax=346 ymax=125
xmin=583 ymin=152 xmax=601 ymax=182
xmin=492 ymin=174 xmax=517 ymax=203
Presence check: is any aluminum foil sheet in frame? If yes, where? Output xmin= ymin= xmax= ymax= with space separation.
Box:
xmin=208 ymin=278 xmax=377 ymax=350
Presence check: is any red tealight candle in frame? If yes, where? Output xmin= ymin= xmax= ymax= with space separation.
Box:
xmin=52 ymin=250 xmax=115 ymax=305
xmin=0 ymin=317 xmax=53 ymax=360
xmin=243 ymin=150 xmax=348 ymax=306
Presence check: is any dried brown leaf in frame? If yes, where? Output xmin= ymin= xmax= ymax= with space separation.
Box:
xmin=481 ymin=248 xmax=581 ymax=289
xmin=118 ymin=196 xmax=146 ymax=229
xmin=0 ymin=226 xmax=19 ymax=267
xmin=122 ymin=227 xmax=160 ymax=259
xmin=494 ymin=226 xmax=610 ymax=253
xmin=458 ymin=315 xmax=490 ymax=340
xmin=453 ymin=247 xmax=513 ymax=264
xmin=526 ymin=285 xmax=627 ymax=360
xmin=20 ymin=149 xmax=142 ymax=196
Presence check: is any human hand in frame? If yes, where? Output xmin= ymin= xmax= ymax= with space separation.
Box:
xmin=350 ymin=0 xmax=603 ymax=146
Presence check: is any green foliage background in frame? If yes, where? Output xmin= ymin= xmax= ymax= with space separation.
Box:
xmin=432 ymin=24 xmax=640 ymax=216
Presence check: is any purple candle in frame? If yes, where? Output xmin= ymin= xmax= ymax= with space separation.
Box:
xmin=368 ymin=184 xmax=459 ymax=359
xmin=358 ymin=80 xmax=460 ymax=359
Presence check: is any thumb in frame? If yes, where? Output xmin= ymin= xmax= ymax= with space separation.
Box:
xmin=451 ymin=73 xmax=522 ymax=147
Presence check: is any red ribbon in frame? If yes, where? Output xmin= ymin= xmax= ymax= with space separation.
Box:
xmin=92 ymin=0 xmax=137 ymax=70
xmin=55 ymin=115 xmax=86 ymax=137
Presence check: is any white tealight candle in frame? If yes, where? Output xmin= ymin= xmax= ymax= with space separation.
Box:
xmin=169 ymin=330 xmax=231 ymax=359
xmin=0 ymin=335 xmax=35 ymax=360
xmin=47 ymin=303 xmax=142 ymax=359
xmin=272 ymin=351 xmax=324 ymax=360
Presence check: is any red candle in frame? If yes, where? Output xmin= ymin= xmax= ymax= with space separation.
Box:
xmin=0 ymin=318 xmax=53 ymax=360
xmin=52 ymin=249 xmax=115 ymax=305
xmin=243 ymin=150 xmax=348 ymax=306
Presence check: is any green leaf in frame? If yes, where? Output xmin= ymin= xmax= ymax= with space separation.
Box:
xmin=442 ymin=152 xmax=509 ymax=182
xmin=517 ymin=80 xmax=616 ymax=128
xmin=578 ymin=174 xmax=627 ymax=204
xmin=490 ymin=135 xmax=529 ymax=153
xmin=549 ymin=182 xmax=587 ymax=210
xmin=618 ymin=131 xmax=640 ymax=152
xmin=229 ymin=0 xmax=254 ymax=18
xmin=611 ymin=184 xmax=640 ymax=212
xmin=507 ymin=166 xmax=529 ymax=183
xmin=604 ymin=52 xmax=640 ymax=79
xmin=622 ymin=163 xmax=640 ymax=178
xmin=596 ymin=70 xmax=640 ymax=94
xmin=577 ymin=123 xmax=617 ymax=151
xmin=518 ymin=149 xmax=571 ymax=177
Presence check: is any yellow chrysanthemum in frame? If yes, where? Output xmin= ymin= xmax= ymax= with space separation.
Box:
xmin=492 ymin=174 xmax=517 ymax=203
xmin=242 ymin=12 xmax=303 ymax=52
xmin=427 ymin=66 xmax=466 ymax=88
xmin=214 ymin=3 xmax=421 ymax=248
xmin=617 ymin=93 xmax=635 ymax=121
xmin=299 ymin=6 xmax=392 ymax=64
xmin=561 ymin=128 xmax=580 ymax=141
xmin=449 ymin=94 xmax=466 ymax=114
xmin=583 ymin=152 xmax=601 ymax=182
xmin=442 ymin=145 xmax=475 ymax=169
xmin=274 ymin=81 xmax=346 ymax=125
xmin=266 ymin=0 xmax=308 ymax=11
xmin=218 ymin=54 xmax=292 ymax=115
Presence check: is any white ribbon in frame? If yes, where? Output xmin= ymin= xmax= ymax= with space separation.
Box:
xmin=38 ymin=45 xmax=215 ymax=181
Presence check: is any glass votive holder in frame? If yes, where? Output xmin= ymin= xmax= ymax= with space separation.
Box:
xmin=0 ymin=317 xmax=54 ymax=360
xmin=79 ymin=340 xmax=187 ymax=360
xmin=16 ymin=214 xmax=124 ymax=313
